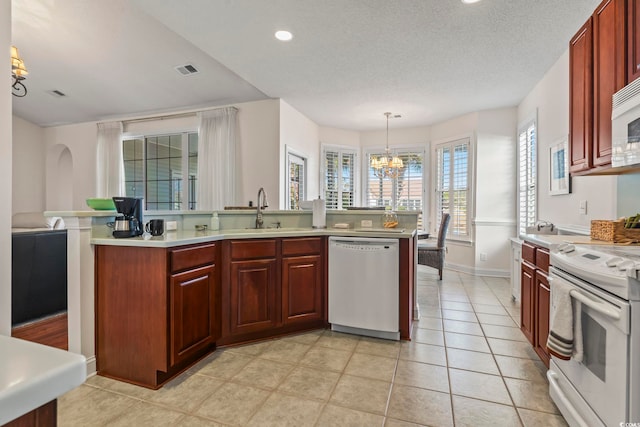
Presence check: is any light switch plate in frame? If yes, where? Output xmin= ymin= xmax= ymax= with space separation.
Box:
xmin=579 ymin=200 xmax=587 ymax=215
xmin=361 ymin=219 xmax=373 ymax=228
xmin=166 ymin=220 xmax=178 ymax=231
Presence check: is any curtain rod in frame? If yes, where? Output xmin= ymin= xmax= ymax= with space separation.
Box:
xmin=99 ymin=106 xmax=238 ymax=126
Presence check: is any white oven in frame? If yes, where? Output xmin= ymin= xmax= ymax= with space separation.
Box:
xmin=548 ymin=244 xmax=640 ymax=427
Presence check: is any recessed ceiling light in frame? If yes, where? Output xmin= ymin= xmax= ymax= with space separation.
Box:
xmin=461 ymin=0 xmax=482 ymax=3
xmin=275 ymin=30 xmax=293 ymax=41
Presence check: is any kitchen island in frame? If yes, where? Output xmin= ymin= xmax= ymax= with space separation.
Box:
xmin=90 ymin=210 xmax=419 ymax=389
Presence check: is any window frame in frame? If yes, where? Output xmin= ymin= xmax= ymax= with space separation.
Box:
xmin=122 ymin=130 xmax=198 ymax=211
xmin=321 ymin=144 xmax=359 ymax=210
xmin=285 ymin=146 xmax=307 ymax=210
xmin=432 ymin=135 xmax=473 ymax=241
xmin=517 ymin=114 xmax=538 ymax=235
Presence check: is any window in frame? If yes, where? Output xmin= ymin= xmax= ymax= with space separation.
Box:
xmin=123 ymin=132 xmax=198 ymax=211
xmin=435 ymin=138 xmax=470 ymax=238
xmin=286 ymin=150 xmax=306 ymax=210
xmin=323 ymin=147 xmax=357 ymax=210
xmin=518 ymin=119 xmax=537 ymax=234
xmin=365 ymin=150 xmax=424 ymax=227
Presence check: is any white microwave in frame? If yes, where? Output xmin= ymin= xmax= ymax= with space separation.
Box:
xmin=612 ymin=77 xmax=640 ymax=167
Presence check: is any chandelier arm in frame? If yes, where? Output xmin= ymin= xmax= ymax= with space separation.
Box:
xmin=12 ymin=80 xmax=27 ymax=97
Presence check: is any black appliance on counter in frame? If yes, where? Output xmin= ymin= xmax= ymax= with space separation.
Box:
xmin=112 ymin=197 xmax=144 ymax=238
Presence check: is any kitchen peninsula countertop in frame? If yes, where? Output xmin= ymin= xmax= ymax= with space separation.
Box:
xmin=91 ymin=227 xmax=417 ymax=247
xmin=0 ymin=336 xmax=86 ymax=425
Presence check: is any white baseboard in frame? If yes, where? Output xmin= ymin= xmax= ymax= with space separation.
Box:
xmin=444 ymin=262 xmax=510 ymax=278
xmin=85 ymin=355 xmax=97 ymax=377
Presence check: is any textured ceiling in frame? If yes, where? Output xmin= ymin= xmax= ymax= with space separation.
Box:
xmin=12 ymin=0 xmax=601 ymax=130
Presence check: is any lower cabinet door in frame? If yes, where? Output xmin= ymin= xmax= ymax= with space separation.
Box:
xmin=170 ymin=264 xmax=216 ymax=366
xmin=282 ymin=255 xmax=323 ymax=325
xmin=535 ymin=270 xmax=551 ymax=367
xmin=520 ymin=262 xmax=536 ymax=344
xmin=229 ymin=258 xmax=278 ymax=335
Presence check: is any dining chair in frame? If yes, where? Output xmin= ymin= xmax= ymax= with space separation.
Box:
xmin=417 ymin=213 xmax=451 ymax=280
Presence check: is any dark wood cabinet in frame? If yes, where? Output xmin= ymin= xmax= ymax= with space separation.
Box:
xmin=282 ymin=237 xmax=324 ymax=325
xmin=535 ymin=270 xmax=551 ymax=367
xmin=170 ymin=264 xmax=217 ymax=366
xmin=520 ymin=258 xmax=536 ymax=344
xmin=570 ymin=0 xmax=627 ymax=175
xmin=96 ymin=242 xmax=219 ymax=389
xmin=628 ymin=0 xmax=640 ymax=82
xmin=520 ymin=241 xmax=551 ymax=368
xmin=229 ymin=258 xmax=278 ymax=335
xmin=570 ymin=18 xmax=594 ymax=174
xmin=4 ymin=400 xmax=56 ymax=427
xmin=219 ymin=237 xmax=327 ymax=345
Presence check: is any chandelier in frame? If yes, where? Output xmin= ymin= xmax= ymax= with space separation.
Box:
xmin=11 ymin=46 xmax=28 ymax=97
xmin=371 ymin=112 xmax=403 ymax=179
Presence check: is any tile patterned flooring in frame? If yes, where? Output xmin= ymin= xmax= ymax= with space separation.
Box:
xmin=58 ymin=267 xmax=568 ymax=426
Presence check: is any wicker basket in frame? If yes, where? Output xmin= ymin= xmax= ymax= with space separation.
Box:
xmin=591 ymin=219 xmax=640 ymax=243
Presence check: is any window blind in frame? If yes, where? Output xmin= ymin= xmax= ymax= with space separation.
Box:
xmin=324 ymin=148 xmax=357 ymax=210
xmin=436 ymin=139 xmax=469 ymax=237
xmin=518 ymin=121 xmax=537 ymax=234
xmin=287 ymin=152 xmax=306 ymax=210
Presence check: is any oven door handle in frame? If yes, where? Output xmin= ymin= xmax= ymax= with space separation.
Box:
xmin=547 ymin=370 xmax=590 ymax=427
xmin=569 ymin=289 xmax=621 ymax=320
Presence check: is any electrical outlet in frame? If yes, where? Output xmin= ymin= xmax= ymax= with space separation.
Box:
xmin=361 ymin=219 xmax=373 ymax=228
xmin=166 ymin=220 xmax=178 ymax=231
xmin=480 ymin=252 xmax=487 ymax=261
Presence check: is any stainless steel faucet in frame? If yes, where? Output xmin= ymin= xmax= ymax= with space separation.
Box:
xmin=256 ymin=187 xmax=269 ymax=229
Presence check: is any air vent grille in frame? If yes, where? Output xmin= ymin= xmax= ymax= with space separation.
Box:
xmin=48 ymin=90 xmax=66 ymax=98
xmin=175 ymin=64 xmax=199 ymax=76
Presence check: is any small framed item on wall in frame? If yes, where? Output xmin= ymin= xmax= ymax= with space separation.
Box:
xmin=550 ymin=136 xmax=570 ymax=195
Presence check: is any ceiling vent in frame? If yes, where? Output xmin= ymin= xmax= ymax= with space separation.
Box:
xmin=175 ymin=64 xmax=199 ymax=76
xmin=48 ymin=90 xmax=67 ymax=98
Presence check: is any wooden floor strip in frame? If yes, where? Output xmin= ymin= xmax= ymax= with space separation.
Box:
xmin=11 ymin=313 xmax=68 ymax=350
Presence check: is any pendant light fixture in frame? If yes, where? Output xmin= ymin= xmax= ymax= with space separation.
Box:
xmin=11 ymin=46 xmax=28 ymax=97
xmin=371 ymin=112 xmax=403 ymax=179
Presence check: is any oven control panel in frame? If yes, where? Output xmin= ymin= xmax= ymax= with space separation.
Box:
xmin=551 ymin=244 xmax=640 ymax=300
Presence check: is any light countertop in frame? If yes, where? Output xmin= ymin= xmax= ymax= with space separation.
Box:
xmin=518 ymin=233 xmax=601 ymax=249
xmin=0 ymin=336 xmax=86 ymax=425
xmin=91 ymin=227 xmax=417 ymax=247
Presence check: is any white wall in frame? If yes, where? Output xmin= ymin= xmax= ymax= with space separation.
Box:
xmin=475 ymin=108 xmax=517 ymax=274
xmin=12 ymin=115 xmax=45 ymax=213
xmin=44 ymin=122 xmax=96 ymax=210
xmin=517 ymin=48 xmax=618 ymax=227
xmin=1 ymin=1 xmax=12 ymax=335
xmin=37 ymin=99 xmax=282 ymax=212
xmin=236 ymin=99 xmax=280 ymax=208
xmin=279 ymin=100 xmax=320 ymax=207
xmin=319 ymin=126 xmax=360 ymax=148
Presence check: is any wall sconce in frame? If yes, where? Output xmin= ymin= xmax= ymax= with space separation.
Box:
xmin=11 ymin=46 xmax=28 ymax=97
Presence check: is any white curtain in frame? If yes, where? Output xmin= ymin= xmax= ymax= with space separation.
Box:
xmin=96 ymin=121 xmax=124 ymax=197
xmin=197 ymin=107 xmax=238 ymax=210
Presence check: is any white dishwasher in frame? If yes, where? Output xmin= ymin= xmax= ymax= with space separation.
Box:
xmin=328 ymin=236 xmax=399 ymax=340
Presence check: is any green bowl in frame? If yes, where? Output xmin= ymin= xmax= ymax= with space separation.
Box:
xmin=86 ymin=198 xmax=116 ymax=210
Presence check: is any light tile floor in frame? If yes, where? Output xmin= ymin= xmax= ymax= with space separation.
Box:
xmin=58 ymin=267 xmax=568 ymax=426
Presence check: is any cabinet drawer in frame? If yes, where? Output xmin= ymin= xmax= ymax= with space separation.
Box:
xmin=522 ymin=241 xmax=537 ymax=265
xmin=282 ymin=237 xmax=322 ymax=256
xmin=230 ymin=239 xmax=277 ymax=259
xmin=536 ymin=248 xmax=550 ymax=274
xmin=170 ymin=243 xmax=216 ymax=273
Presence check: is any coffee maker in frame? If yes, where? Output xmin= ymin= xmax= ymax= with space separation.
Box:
xmin=112 ymin=197 xmax=144 ymax=238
